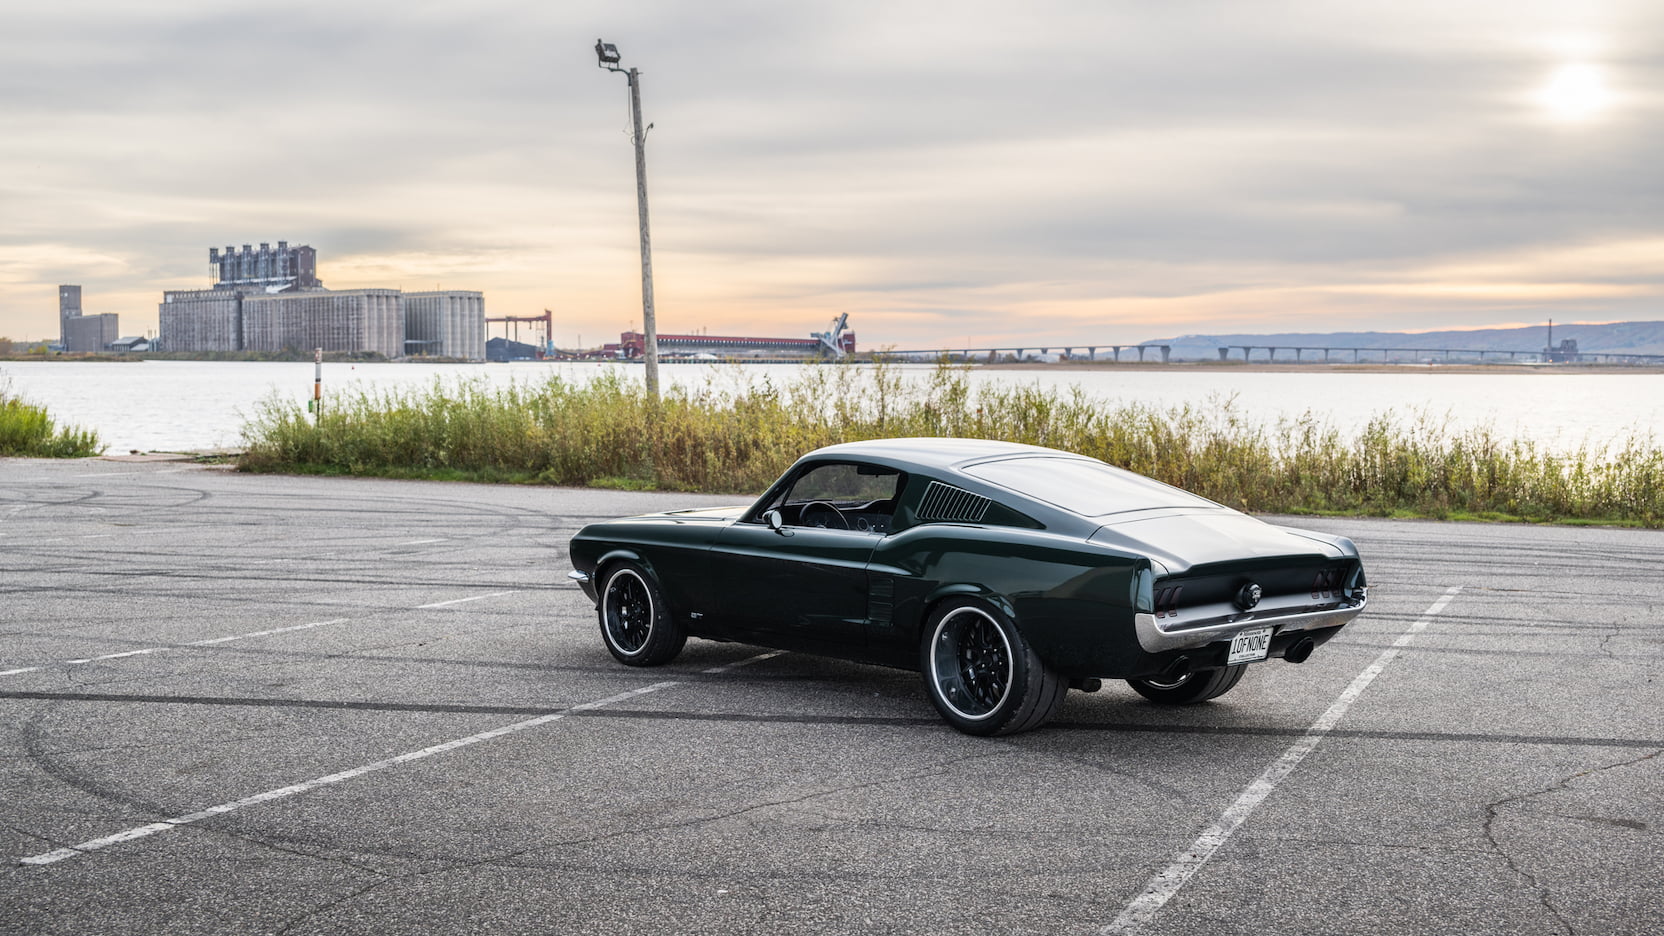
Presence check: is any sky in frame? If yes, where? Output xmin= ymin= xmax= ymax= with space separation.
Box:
xmin=2 ymin=0 xmax=1660 ymax=350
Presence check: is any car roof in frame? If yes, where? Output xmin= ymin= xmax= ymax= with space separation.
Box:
xmin=804 ymin=437 xmax=1092 ymax=472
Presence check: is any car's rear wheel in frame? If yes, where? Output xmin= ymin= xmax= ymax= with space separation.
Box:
xmin=920 ymin=598 xmax=1066 ymax=736
xmin=598 ymin=561 xmax=686 ymax=666
xmin=1127 ymin=664 xmax=1245 ymax=704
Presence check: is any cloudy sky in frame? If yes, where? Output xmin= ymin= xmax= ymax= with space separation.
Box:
xmin=2 ymin=0 xmax=1660 ymax=349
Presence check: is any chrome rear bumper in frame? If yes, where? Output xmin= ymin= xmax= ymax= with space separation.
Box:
xmin=1134 ymin=591 xmax=1368 ymax=653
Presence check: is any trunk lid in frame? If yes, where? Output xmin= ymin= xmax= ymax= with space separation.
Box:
xmin=1089 ymin=509 xmax=1342 ymax=575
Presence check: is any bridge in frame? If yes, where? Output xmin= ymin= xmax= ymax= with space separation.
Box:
xmin=876 ymin=343 xmax=1664 ymax=366
xmin=881 ymin=345 xmax=1172 ymax=363
xmin=1218 ymin=345 xmax=1664 ymax=364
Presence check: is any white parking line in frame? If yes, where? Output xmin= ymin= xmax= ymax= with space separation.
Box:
xmin=19 ymin=681 xmax=680 ymax=866
xmin=16 ymin=649 xmax=783 ymax=866
xmin=65 ymin=648 xmax=163 ymax=664
xmin=703 ymin=651 xmax=783 ymax=674
xmin=1102 ymin=586 xmax=1463 ymax=935
xmin=1 ymin=618 xmax=349 ymax=676
xmin=184 ymin=619 xmax=348 ymax=646
xmin=415 ymin=591 xmax=518 ymax=609
xmin=398 ymin=538 xmax=445 ymax=546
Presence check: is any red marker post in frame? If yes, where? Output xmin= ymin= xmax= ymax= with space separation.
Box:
xmin=311 ymin=348 xmax=322 ymax=423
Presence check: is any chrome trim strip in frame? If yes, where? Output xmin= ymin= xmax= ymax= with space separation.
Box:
xmin=1134 ymin=593 xmax=1367 ymax=653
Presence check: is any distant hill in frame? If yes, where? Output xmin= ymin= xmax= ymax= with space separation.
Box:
xmin=1140 ymin=321 xmax=1664 ymax=360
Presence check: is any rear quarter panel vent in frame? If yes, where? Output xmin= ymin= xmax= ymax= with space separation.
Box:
xmin=917 ymin=481 xmax=992 ymax=523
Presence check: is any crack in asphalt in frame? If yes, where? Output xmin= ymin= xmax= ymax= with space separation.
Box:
xmin=1256 ymin=833 xmax=1497 ymax=857
xmin=1596 ymin=624 xmax=1623 ymax=661
xmin=0 ymin=818 xmax=58 ymax=854
xmin=428 ymin=752 xmax=1006 ymax=877
xmin=234 ymin=830 xmax=393 ymax=880
xmin=271 ymin=878 xmax=396 ymax=935
xmin=1482 ymin=748 xmax=1664 ymax=936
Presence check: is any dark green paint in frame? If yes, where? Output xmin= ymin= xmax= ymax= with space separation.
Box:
xmin=569 ymin=440 xmax=1365 ymax=681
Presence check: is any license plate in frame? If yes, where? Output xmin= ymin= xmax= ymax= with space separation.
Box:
xmin=1227 ymin=626 xmax=1274 ymax=664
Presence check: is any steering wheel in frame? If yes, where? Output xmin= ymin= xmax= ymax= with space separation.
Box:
xmin=800 ymin=501 xmax=850 ymax=529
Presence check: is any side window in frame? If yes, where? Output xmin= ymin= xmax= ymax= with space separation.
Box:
xmin=764 ymin=463 xmax=904 ymax=532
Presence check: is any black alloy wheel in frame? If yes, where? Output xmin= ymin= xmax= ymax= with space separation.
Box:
xmin=599 ymin=562 xmax=686 ymax=666
xmin=920 ymin=598 xmax=1066 ymax=736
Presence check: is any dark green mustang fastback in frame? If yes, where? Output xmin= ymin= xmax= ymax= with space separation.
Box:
xmin=569 ymin=438 xmax=1367 ymax=735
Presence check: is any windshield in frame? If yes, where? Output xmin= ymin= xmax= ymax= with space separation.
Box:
xmin=962 ymin=456 xmax=1218 ymax=517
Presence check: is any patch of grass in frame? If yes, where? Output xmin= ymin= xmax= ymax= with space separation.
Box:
xmin=237 ymin=362 xmax=1664 ymax=527
xmin=0 ymin=379 xmax=104 ymax=457
xmin=587 ymin=476 xmax=661 ymax=491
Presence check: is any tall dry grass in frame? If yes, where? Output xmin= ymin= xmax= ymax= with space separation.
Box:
xmin=0 ymin=379 xmax=104 ymax=457
xmin=238 ymin=363 xmax=1664 ymax=526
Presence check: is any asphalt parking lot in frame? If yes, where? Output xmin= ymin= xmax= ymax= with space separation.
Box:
xmin=2 ymin=457 xmax=1660 ymax=935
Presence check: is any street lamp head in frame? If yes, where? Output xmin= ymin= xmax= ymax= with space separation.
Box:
xmin=595 ymin=39 xmax=622 ymax=67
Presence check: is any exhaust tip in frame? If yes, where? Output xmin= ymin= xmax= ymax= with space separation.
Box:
xmin=1160 ymin=655 xmax=1192 ymax=682
xmin=1070 ymin=677 xmax=1103 ymax=693
xmin=1284 ymin=636 xmax=1316 ymax=664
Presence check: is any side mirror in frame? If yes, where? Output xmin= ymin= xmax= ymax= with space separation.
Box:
xmin=764 ymin=509 xmax=785 ymax=533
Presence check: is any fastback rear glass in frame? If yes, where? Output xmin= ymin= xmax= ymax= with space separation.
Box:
xmin=963 ymin=457 xmax=1218 ymax=517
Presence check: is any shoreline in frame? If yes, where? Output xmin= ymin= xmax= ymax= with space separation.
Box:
xmin=978 ymin=361 xmax=1664 ymax=375
xmin=7 ymin=355 xmax=1659 ymax=375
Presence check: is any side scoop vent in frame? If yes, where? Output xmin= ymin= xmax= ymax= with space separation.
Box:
xmin=868 ymin=577 xmax=895 ymax=626
xmin=917 ymin=481 xmax=991 ymax=524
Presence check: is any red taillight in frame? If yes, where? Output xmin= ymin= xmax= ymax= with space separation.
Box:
xmin=1311 ymin=569 xmax=1341 ymax=599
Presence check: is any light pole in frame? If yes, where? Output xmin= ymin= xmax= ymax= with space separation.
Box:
xmin=595 ymin=39 xmax=661 ymax=400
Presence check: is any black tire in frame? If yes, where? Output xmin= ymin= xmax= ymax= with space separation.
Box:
xmin=920 ymin=598 xmax=1067 ymax=736
xmin=598 ymin=561 xmax=686 ymax=666
xmin=1127 ymin=664 xmax=1246 ymax=705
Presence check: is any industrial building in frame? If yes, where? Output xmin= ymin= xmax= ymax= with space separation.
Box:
xmin=158 ymin=243 xmax=485 ymax=360
xmin=404 ymin=291 xmax=485 ymax=360
xmin=65 ymin=312 xmax=120 ymax=353
xmin=243 ymin=289 xmax=404 ymax=358
xmin=59 ymin=285 xmax=121 ymax=352
xmin=211 ymin=241 xmax=319 ymax=292
xmin=158 ymin=289 xmax=242 ymax=351
xmin=59 ymin=285 xmax=80 ymax=339
xmin=211 ymin=238 xmax=317 ymax=289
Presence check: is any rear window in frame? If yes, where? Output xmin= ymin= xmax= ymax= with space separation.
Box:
xmin=962 ymin=456 xmax=1218 ymax=517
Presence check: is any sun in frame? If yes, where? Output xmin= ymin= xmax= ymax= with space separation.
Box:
xmin=1539 ymin=63 xmax=1611 ymax=121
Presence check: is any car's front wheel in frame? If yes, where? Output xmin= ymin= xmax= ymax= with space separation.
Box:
xmin=1126 ymin=664 xmax=1245 ymax=704
xmin=920 ymin=598 xmax=1066 ymax=736
xmin=598 ymin=561 xmax=686 ymax=666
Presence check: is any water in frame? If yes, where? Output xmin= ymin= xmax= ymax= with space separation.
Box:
xmin=2 ymin=359 xmax=1658 ymax=455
